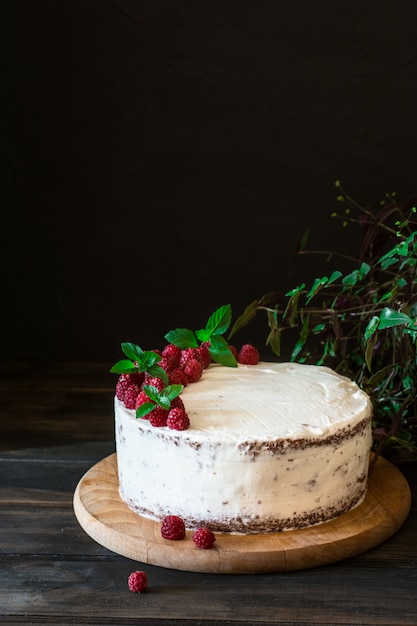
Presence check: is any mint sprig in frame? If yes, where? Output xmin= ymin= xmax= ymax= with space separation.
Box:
xmin=164 ymin=304 xmax=238 ymax=367
xmin=136 ymin=384 xmax=184 ymax=419
xmin=110 ymin=342 xmax=169 ymax=384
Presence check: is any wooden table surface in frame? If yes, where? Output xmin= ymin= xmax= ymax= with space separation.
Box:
xmin=1 ymin=361 xmax=417 ymax=626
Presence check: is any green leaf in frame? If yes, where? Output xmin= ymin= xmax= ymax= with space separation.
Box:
xmin=341 ymin=262 xmax=370 ymax=287
xmin=291 ymin=315 xmax=310 ymax=361
xmin=209 ymin=335 xmax=238 ymax=367
xmin=157 ymin=396 xmax=171 ymax=411
xmin=378 ymin=307 xmax=413 ymax=330
xmin=285 ymin=283 xmax=306 ymax=298
xmin=205 ymin=304 xmax=232 ymax=336
xmin=140 ymin=350 xmax=162 ymax=369
xmin=268 ymin=326 xmax=281 ymax=356
xmin=397 ymin=240 xmax=410 ymax=256
xmin=365 ymin=331 xmax=378 ymax=371
xmin=110 ymin=359 xmax=136 ymax=374
xmin=364 ymin=315 xmax=380 ymax=341
xmin=146 ymin=364 xmax=169 ymax=384
xmin=317 ymin=336 xmax=336 ymax=365
xmin=164 ymin=328 xmax=198 ymax=348
xmin=328 ymin=270 xmax=343 ymax=284
xmin=196 ymin=328 xmax=211 ymax=343
xmin=312 ymin=323 xmax=326 ymax=334
xmin=142 ymin=385 xmax=162 ymax=403
xmin=366 ymin=364 xmax=397 ymax=389
xmin=305 ymin=277 xmax=328 ymax=304
xmin=380 ymin=257 xmax=399 ymax=270
xmin=159 ymin=384 xmax=184 ymax=401
xmin=136 ymin=402 xmax=155 ymax=419
xmin=121 ymin=342 xmax=143 ymax=361
xmin=229 ymin=300 xmax=259 ymax=338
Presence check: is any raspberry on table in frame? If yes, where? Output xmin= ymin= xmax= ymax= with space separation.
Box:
xmin=161 ymin=515 xmax=186 ymax=540
xmin=167 ymin=407 xmax=190 ymax=430
xmin=192 ymin=527 xmax=216 ymax=549
xmin=238 ymin=343 xmax=260 ymax=365
xmin=127 ymin=570 xmax=148 ymax=593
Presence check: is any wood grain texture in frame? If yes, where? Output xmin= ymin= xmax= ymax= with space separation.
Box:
xmin=73 ymin=453 xmax=411 ymax=574
xmin=2 ymin=361 xmax=417 ymax=624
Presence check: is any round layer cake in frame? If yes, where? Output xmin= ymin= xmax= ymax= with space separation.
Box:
xmin=115 ymin=361 xmax=373 ymax=533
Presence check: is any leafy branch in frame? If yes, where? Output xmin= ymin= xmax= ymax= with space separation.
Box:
xmin=230 ymin=183 xmax=417 ymax=462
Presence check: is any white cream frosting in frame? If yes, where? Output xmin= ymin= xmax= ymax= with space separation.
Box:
xmin=115 ymin=361 xmax=373 ymax=533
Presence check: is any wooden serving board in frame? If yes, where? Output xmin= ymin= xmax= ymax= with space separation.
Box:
xmin=73 ymin=453 xmax=411 ymax=574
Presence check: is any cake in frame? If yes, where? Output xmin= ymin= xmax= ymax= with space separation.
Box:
xmin=115 ymin=360 xmax=373 ymax=534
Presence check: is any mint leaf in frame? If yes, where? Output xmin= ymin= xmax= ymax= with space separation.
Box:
xmin=121 ymin=342 xmax=143 ymax=361
xmin=209 ymin=335 xmax=237 ymax=367
xmin=205 ymin=304 xmax=232 ymax=336
xmin=159 ymin=384 xmax=184 ymax=401
xmin=142 ymin=384 xmax=161 ymax=403
xmin=142 ymin=383 xmax=184 ymax=411
xmin=146 ymin=364 xmax=169 ymax=384
xmin=110 ymin=359 xmax=136 ymax=374
xmin=196 ymin=328 xmax=211 ymax=343
xmin=136 ymin=402 xmax=155 ymax=419
xmin=140 ymin=350 xmax=162 ymax=370
xmin=164 ymin=328 xmax=198 ymax=348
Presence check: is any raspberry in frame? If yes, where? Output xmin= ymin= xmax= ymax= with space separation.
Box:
xmin=183 ymin=358 xmax=203 ymax=383
xmin=123 ymin=384 xmax=140 ymax=409
xmin=148 ymin=405 xmax=169 ymax=427
xmin=162 ymin=344 xmax=181 ymax=367
xmin=115 ymin=372 xmax=144 ymax=401
xmin=143 ymin=375 xmax=165 ymax=391
xmin=135 ymin=389 xmax=150 ymax=410
xmin=171 ymin=395 xmax=185 ymax=410
xmin=168 ymin=368 xmax=189 ymax=386
xmin=159 ymin=355 xmax=177 ymax=373
xmin=192 ymin=528 xmax=216 ymax=549
xmin=167 ymin=407 xmax=190 ymax=430
xmin=196 ymin=343 xmax=211 ymax=369
xmin=238 ymin=343 xmax=260 ymax=365
xmin=161 ymin=515 xmax=186 ymax=540
xmin=180 ymin=347 xmax=202 ymax=367
xmin=128 ymin=570 xmax=148 ymax=593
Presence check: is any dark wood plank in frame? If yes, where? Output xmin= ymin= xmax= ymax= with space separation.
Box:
xmin=0 ymin=362 xmax=115 ymax=450
xmin=1 ymin=555 xmax=417 ymax=625
xmin=1 ymin=361 xmax=417 ymax=625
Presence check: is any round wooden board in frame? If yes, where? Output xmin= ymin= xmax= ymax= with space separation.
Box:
xmin=73 ymin=453 xmax=411 ymax=574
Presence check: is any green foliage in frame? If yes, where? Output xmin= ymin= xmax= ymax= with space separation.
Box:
xmin=165 ymin=304 xmax=238 ymax=367
xmin=135 ymin=384 xmax=184 ymax=419
xmin=230 ymin=183 xmax=417 ymax=462
xmin=110 ymin=343 xmax=169 ymax=384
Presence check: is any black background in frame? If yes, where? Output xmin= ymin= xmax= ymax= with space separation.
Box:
xmin=2 ymin=1 xmax=417 ymax=362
